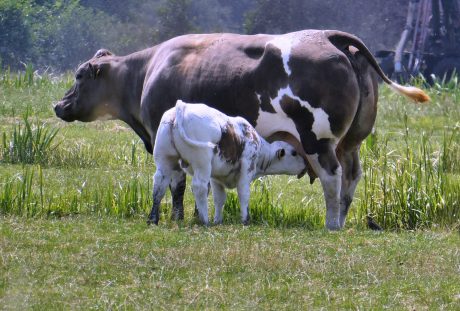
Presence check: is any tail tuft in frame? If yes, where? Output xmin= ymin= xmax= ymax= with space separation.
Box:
xmin=389 ymin=82 xmax=430 ymax=103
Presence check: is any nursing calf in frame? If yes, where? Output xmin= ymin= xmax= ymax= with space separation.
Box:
xmin=148 ymin=101 xmax=307 ymax=225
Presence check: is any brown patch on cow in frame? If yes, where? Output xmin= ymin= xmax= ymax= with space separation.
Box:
xmin=217 ymin=122 xmax=244 ymax=164
xmin=259 ymin=92 xmax=276 ymax=113
xmin=242 ymin=124 xmax=259 ymax=146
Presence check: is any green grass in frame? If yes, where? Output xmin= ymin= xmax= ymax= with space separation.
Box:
xmin=1 ymin=217 xmax=459 ymax=310
xmin=1 ymin=69 xmax=459 ymax=229
xmin=0 ymin=68 xmax=460 ymax=308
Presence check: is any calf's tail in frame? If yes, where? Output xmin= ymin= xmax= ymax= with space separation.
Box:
xmin=325 ymin=30 xmax=430 ymax=103
xmin=174 ymin=100 xmax=216 ymax=149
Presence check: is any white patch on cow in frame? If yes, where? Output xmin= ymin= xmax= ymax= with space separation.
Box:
xmin=256 ymin=87 xmax=336 ymax=141
xmin=97 ymin=113 xmax=114 ymax=121
xmin=255 ymin=110 xmax=300 ymax=140
xmin=266 ymin=36 xmax=294 ymax=76
xmin=255 ymin=92 xmax=300 ymax=140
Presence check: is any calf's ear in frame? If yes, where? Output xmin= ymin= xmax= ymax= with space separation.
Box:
xmin=276 ymin=148 xmax=285 ymax=160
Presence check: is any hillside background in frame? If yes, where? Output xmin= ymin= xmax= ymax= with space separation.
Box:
xmin=1 ymin=0 xmax=408 ymax=71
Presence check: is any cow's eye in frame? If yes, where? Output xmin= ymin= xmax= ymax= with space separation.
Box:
xmin=291 ymin=150 xmax=297 ymax=156
xmin=76 ymin=73 xmax=83 ymax=80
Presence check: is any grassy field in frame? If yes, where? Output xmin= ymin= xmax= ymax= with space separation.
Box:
xmin=1 ymin=217 xmax=459 ymax=310
xmin=0 ymin=68 xmax=459 ymax=309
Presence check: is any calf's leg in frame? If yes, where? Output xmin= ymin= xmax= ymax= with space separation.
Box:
xmin=211 ymin=180 xmax=226 ymax=224
xmin=237 ymin=177 xmax=252 ymax=225
xmin=169 ymin=169 xmax=186 ymax=221
xmin=147 ymin=159 xmax=174 ymax=225
xmin=191 ymin=165 xmax=212 ymax=225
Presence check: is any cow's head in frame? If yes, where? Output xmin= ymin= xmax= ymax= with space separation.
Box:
xmin=54 ymin=49 xmax=117 ymax=122
xmin=263 ymin=141 xmax=309 ymax=179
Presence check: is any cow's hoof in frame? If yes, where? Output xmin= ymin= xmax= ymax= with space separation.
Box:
xmin=146 ymin=218 xmax=159 ymax=226
xmin=325 ymin=222 xmax=341 ymax=231
xmin=171 ymin=210 xmax=184 ymax=221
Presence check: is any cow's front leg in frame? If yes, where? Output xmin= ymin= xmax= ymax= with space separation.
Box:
xmin=169 ymin=169 xmax=186 ymax=221
xmin=306 ymin=147 xmax=342 ymax=230
xmin=211 ymin=180 xmax=226 ymax=224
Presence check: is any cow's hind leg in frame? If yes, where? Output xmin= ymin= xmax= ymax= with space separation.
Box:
xmin=306 ymin=147 xmax=343 ymax=230
xmin=338 ymin=147 xmax=362 ymax=227
xmin=147 ymin=159 xmax=175 ymax=225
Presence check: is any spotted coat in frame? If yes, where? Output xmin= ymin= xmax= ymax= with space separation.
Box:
xmin=148 ymin=101 xmax=307 ymax=225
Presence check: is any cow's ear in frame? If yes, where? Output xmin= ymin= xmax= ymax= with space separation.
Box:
xmin=88 ymin=63 xmax=95 ymax=79
xmin=276 ymin=148 xmax=285 ymax=160
xmin=88 ymin=63 xmax=105 ymax=79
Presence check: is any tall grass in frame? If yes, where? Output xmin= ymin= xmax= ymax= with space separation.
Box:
xmin=0 ymin=63 xmax=72 ymax=89
xmin=0 ymin=166 xmax=152 ymax=218
xmin=1 ymin=114 xmax=59 ymax=164
xmin=0 ymin=67 xmax=459 ymax=230
xmin=223 ymin=178 xmax=323 ymax=228
xmin=357 ymin=117 xmax=460 ymax=230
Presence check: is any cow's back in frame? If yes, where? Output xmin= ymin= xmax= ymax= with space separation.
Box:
xmin=142 ymin=30 xmax=360 ymax=147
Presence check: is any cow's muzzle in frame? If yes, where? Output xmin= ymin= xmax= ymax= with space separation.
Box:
xmin=54 ymin=100 xmax=75 ymax=122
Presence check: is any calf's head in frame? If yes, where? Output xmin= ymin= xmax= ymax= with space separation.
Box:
xmin=54 ymin=49 xmax=117 ymax=122
xmin=263 ymin=141 xmax=308 ymax=178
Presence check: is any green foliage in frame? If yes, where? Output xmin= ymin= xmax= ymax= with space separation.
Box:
xmin=359 ymin=128 xmax=460 ymax=230
xmin=0 ymin=67 xmax=459 ymax=231
xmin=0 ymin=1 xmax=33 ymax=66
xmin=155 ymin=0 xmax=197 ymax=41
xmin=1 ymin=115 xmax=59 ymax=165
xmin=1 ymin=219 xmax=459 ymax=309
xmin=223 ymin=178 xmax=323 ymax=228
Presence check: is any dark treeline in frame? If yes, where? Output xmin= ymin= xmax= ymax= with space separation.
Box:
xmin=1 ymin=0 xmax=407 ymax=71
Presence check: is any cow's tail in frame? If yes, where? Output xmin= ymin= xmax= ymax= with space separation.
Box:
xmin=174 ymin=100 xmax=216 ymax=149
xmin=325 ymin=30 xmax=430 ymax=103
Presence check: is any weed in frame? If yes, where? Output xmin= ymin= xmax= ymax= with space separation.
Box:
xmin=1 ymin=114 xmax=59 ymax=165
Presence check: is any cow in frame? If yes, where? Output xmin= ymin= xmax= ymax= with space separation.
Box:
xmin=149 ymin=100 xmax=308 ymax=225
xmin=54 ymin=30 xmax=429 ymax=230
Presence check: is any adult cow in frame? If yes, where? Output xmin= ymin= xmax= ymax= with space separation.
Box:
xmin=54 ymin=30 xmax=429 ymax=230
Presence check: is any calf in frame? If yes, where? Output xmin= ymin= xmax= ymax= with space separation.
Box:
xmin=148 ymin=101 xmax=308 ymax=225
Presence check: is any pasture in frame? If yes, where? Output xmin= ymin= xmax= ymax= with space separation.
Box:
xmin=1 ymin=68 xmax=460 ymax=309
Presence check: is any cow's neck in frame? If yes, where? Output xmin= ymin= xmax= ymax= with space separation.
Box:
xmin=116 ymin=48 xmax=157 ymax=154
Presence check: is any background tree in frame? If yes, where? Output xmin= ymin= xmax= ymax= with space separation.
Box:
xmin=0 ymin=0 xmax=408 ymax=72
xmin=155 ymin=0 xmax=197 ymax=42
xmin=0 ymin=1 xmax=33 ymax=67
